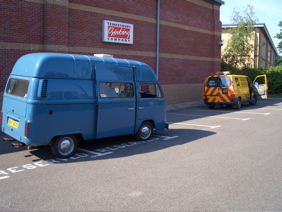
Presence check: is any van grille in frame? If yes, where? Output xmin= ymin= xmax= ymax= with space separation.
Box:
xmin=41 ymin=80 xmax=48 ymax=98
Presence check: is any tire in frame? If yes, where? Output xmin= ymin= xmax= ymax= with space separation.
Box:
xmin=249 ymin=94 xmax=257 ymax=105
xmin=51 ymin=135 xmax=78 ymax=158
xmin=135 ymin=121 xmax=153 ymax=141
xmin=208 ymin=104 xmax=215 ymax=109
xmin=232 ymin=98 xmax=241 ymax=109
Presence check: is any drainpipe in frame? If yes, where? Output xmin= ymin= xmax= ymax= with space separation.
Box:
xmin=156 ymin=0 xmax=160 ymax=80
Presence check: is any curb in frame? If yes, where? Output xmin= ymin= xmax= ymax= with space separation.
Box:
xmin=167 ymin=100 xmax=203 ymax=111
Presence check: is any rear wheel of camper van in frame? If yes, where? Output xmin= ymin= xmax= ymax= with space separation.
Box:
xmin=51 ymin=135 xmax=78 ymax=158
xmin=135 ymin=121 xmax=153 ymax=141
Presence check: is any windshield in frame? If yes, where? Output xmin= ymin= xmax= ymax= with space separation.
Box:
xmin=6 ymin=78 xmax=29 ymax=98
xmin=219 ymin=77 xmax=231 ymax=87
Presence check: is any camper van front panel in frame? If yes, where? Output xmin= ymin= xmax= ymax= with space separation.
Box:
xmin=137 ymin=83 xmax=167 ymax=131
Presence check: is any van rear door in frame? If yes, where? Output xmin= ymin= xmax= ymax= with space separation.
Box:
xmin=253 ymin=75 xmax=268 ymax=99
xmin=2 ymin=77 xmax=29 ymax=141
xmin=204 ymin=76 xmax=232 ymax=103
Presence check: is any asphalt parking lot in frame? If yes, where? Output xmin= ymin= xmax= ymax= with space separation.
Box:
xmin=0 ymin=99 xmax=282 ymax=211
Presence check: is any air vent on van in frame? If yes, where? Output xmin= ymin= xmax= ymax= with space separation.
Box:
xmin=41 ymin=80 xmax=48 ymax=98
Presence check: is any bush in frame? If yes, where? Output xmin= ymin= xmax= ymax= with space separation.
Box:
xmin=265 ymin=66 xmax=282 ymax=94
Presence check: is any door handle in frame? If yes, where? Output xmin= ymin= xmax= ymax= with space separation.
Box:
xmin=128 ymin=107 xmax=134 ymax=111
xmin=138 ymin=107 xmax=144 ymax=110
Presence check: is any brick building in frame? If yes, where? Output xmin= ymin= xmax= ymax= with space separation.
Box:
xmin=0 ymin=0 xmax=224 ymax=109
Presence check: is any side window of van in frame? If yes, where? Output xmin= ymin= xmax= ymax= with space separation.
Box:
xmin=99 ymin=82 xmax=134 ymax=98
xmin=6 ymin=78 xmax=29 ymax=98
xmin=235 ymin=78 xmax=240 ymax=86
xmin=139 ymin=83 xmax=162 ymax=98
xmin=239 ymin=77 xmax=248 ymax=87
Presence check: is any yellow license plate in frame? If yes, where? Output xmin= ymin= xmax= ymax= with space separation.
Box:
xmin=8 ymin=119 xmax=19 ymax=129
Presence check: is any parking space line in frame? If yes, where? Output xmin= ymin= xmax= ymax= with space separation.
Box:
xmin=237 ymin=111 xmax=270 ymax=115
xmin=167 ymin=113 xmax=250 ymax=121
xmin=259 ymin=108 xmax=282 ymax=111
xmin=257 ymin=101 xmax=282 ymax=104
xmin=0 ymin=176 xmax=10 ymax=180
xmin=168 ymin=122 xmax=221 ymax=129
xmin=183 ymin=110 xmax=271 ymax=115
xmin=212 ymin=116 xmax=250 ymax=120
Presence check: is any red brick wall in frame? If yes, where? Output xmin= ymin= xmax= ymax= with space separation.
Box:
xmin=44 ymin=3 xmax=70 ymax=46
xmin=0 ymin=1 xmax=44 ymax=44
xmin=70 ymin=0 xmax=157 ymax=19
xmin=0 ymin=0 xmax=222 ymax=105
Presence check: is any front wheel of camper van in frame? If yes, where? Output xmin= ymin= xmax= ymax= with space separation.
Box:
xmin=51 ymin=135 xmax=78 ymax=158
xmin=135 ymin=121 xmax=153 ymax=141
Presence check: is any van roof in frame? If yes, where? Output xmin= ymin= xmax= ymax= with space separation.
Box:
xmin=11 ymin=53 xmax=157 ymax=81
xmin=208 ymin=73 xmax=248 ymax=78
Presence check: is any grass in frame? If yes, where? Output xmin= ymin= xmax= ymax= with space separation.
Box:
xmin=268 ymin=93 xmax=282 ymax=98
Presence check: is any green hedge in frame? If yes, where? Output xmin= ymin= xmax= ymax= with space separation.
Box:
xmin=265 ymin=66 xmax=282 ymax=94
xmin=221 ymin=61 xmax=282 ymax=94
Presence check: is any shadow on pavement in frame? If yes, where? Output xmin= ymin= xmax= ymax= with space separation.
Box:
xmin=22 ymin=128 xmax=215 ymax=163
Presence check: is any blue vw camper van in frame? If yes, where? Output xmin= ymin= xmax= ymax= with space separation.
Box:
xmin=2 ymin=53 xmax=168 ymax=158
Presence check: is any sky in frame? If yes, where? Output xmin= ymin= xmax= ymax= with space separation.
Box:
xmin=220 ymin=0 xmax=282 ymax=55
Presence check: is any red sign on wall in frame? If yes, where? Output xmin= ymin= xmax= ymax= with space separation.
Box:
xmin=102 ymin=20 xmax=134 ymax=44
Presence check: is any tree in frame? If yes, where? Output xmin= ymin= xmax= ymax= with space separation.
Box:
xmin=222 ymin=4 xmax=258 ymax=69
xmin=274 ymin=21 xmax=282 ymax=54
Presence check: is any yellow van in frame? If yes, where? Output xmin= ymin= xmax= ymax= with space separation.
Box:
xmin=203 ymin=72 xmax=267 ymax=109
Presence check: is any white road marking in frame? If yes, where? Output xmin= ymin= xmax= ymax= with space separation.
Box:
xmin=77 ymin=148 xmax=113 ymax=158
xmin=0 ymin=161 xmax=50 ymax=181
xmin=259 ymin=108 xmax=282 ymax=111
xmin=237 ymin=111 xmax=270 ymax=115
xmin=128 ymin=191 xmax=143 ymax=197
xmin=257 ymin=101 xmax=282 ymax=104
xmin=189 ymin=109 xmax=273 ymax=114
xmin=167 ymin=113 xmax=250 ymax=121
xmin=157 ymin=136 xmax=179 ymax=140
xmin=168 ymin=122 xmax=221 ymax=129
